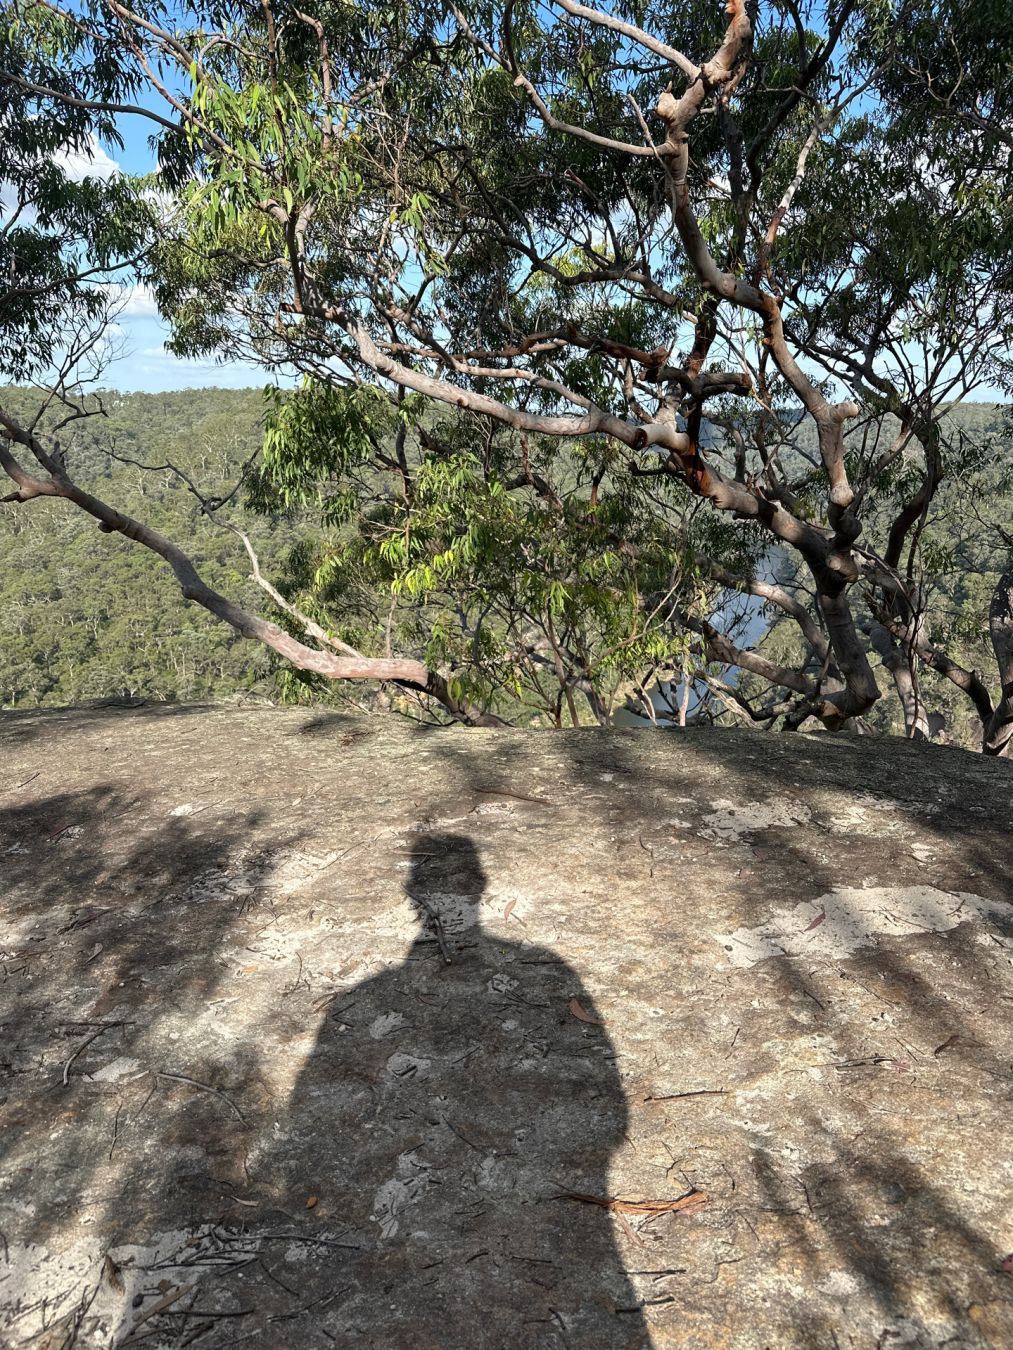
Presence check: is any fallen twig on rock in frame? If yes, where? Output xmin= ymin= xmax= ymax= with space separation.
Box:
xmin=555 ymin=1188 xmax=708 ymax=1216
xmin=62 ymin=1022 xmax=126 ymax=1086
xmin=155 ymin=1071 xmax=246 ymax=1122
xmin=643 ymin=1088 xmax=725 ymax=1102
xmin=410 ymin=893 xmax=452 ymax=964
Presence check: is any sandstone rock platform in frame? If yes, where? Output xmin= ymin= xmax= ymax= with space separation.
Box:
xmin=1 ymin=704 xmax=1011 ymax=1347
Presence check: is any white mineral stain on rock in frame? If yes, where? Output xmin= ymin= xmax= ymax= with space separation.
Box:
xmin=714 ymin=885 xmax=1006 ymax=968
xmin=0 ymin=917 xmax=35 ymax=951
xmin=385 ymin=1052 xmax=431 ymax=1080
xmin=0 ymin=1227 xmax=212 ymax=1346
xmin=700 ymin=797 xmax=811 ymax=842
xmin=477 ymin=1153 xmax=506 ymax=1190
xmin=89 ymin=1056 xmax=144 ymax=1083
xmin=819 ymin=1269 xmax=862 ymax=1297
xmin=827 ymin=793 xmax=903 ymax=834
xmin=371 ymin=1152 xmax=433 ymax=1238
xmin=0 ymin=1197 xmax=36 ymax=1216
xmin=270 ymin=849 xmax=342 ymax=895
xmin=369 ymin=1012 xmax=405 ymax=1039
xmin=826 ymin=805 xmax=873 ymax=832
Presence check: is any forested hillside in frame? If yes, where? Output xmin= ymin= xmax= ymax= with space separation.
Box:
xmin=1 ymin=386 xmax=1007 ymax=753
xmin=749 ymin=402 xmax=1012 ymax=752
xmin=0 ymin=387 xmax=287 ymax=707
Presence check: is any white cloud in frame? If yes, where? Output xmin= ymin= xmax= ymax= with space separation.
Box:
xmin=1 ymin=134 xmax=122 ymax=223
xmin=106 ymin=283 xmax=160 ymax=318
xmin=133 ymin=349 xmax=268 ymax=390
xmin=53 ymin=134 xmax=120 ymax=183
xmin=139 ymin=183 xmax=175 ymax=224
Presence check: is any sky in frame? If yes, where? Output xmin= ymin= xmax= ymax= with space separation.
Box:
xmin=60 ymin=130 xmax=266 ymax=394
xmin=102 ymin=282 xmax=266 ymax=395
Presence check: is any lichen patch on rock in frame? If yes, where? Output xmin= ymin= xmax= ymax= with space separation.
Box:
xmin=699 ymin=795 xmax=813 ymax=840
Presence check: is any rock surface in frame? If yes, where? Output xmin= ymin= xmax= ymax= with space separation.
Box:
xmin=0 ymin=704 xmax=1011 ymax=1348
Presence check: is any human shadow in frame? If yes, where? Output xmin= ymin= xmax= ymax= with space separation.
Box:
xmin=271 ymin=832 xmax=647 ymax=1348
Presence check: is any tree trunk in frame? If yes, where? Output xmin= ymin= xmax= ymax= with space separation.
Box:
xmin=868 ymin=622 xmax=930 ymax=740
xmin=983 ymin=565 xmax=1013 ymax=757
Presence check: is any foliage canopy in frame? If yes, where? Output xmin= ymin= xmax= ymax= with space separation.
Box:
xmin=1 ymin=0 xmax=1011 ymax=749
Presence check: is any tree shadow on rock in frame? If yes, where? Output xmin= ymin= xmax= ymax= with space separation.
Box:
xmin=0 ymin=783 xmax=291 ymax=1257
xmin=268 ymin=832 xmax=647 ymax=1348
xmin=578 ymin=727 xmax=1013 ymax=1345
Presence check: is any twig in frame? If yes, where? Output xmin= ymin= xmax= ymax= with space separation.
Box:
xmin=267 ymin=1286 xmax=350 ymax=1322
xmin=155 ymin=1071 xmax=246 ymax=1122
xmin=642 ymin=1089 xmax=725 ymax=1102
xmin=554 ymin=1188 xmax=708 ymax=1215
xmin=62 ymin=1023 xmax=121 ymax=1085
xmin=108 ymin=1103 xmax=123 ymax=1160
xmin=123 ymin=1283 xmax=196 ymax=1339
xmin=163 ymin=1307 xmax=255 ymax=1320
xmin=256 ymin=1232 xmax=361 ymax=1250
xmin=179 ymin=1321 xmax=216 ymax=1348
xmin=257 ymin=1258 xmax=299 ymax=1296
xmin=472 ymin=785 xmax=549 ymax=805
xmin=443 ymin=1114 xmax=483 ymax=1151
xmin=410 ymin=894 xmax=452 ymax=964
xmin=132 ymin=1080 xmax=158 ymax=1123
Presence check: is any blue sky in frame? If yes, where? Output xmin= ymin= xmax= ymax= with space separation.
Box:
xmin=69 ymin=126 xmax=266 ymax=393
xmin=103 ymin=284 xmax=266 ymax=394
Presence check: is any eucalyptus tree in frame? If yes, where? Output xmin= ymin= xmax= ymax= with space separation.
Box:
xmin=0 ymin=3 xmax=149 ymax=378
xmin=1 ymin=0 xmax=1011 ymax=748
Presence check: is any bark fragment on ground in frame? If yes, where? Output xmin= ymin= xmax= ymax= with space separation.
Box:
xmin=0 ymin=705 xmax=1011 ymax=1348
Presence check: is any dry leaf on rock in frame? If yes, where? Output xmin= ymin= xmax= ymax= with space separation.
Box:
xmin=568 ymin=997 xmax=605 ymax=1026
xmin=103 ymin=1254 xmax=125 ymax=1294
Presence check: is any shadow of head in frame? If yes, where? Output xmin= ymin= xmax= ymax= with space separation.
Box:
xmin=404 ymin=832 xmax=488 ymax=933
